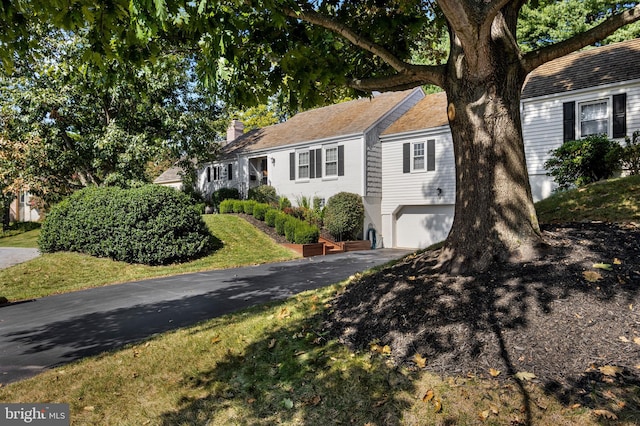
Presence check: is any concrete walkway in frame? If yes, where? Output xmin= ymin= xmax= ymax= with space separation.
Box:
xmin=0 ymin=248 xmax=41 ymax=269
xmin=0 ymin=248 xmax=412 ymax=384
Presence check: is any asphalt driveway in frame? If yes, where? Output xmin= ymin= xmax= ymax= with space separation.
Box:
xmin=0 ymin=248 xmax=411 ymax=384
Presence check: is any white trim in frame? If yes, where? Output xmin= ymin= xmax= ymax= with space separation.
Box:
xmin=521 ymin=78 xmax=640 ymax=103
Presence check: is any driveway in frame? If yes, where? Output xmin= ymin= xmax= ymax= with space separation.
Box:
xmin=0 ymin=248 xmax=412 ymax=384
xmin=0 ymin=248 xmax=41 ymax=269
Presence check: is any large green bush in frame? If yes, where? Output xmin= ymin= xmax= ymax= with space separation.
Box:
xmin=294 ymin=221 xmax=320 ymax=244
xmin=275 ymin=212 xmax=289 ymax=236
xmin=545 ymin=135 xmax=623 ymax=190
xmin=38 ymin=185 xmax=216 ymax=265
xmin=623 ymin=131 xmax=640 ymax=175
xmin=252 ymin=203 xmax=269 ymax=220
xmin=323 ymin=192 xmax=364 ymax=241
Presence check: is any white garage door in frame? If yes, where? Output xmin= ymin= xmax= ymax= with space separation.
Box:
xmin=395 ymin=205 xmax=454 ymax=249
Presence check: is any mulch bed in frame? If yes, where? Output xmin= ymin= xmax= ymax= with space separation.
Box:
xmin=235 ymin=213 xmax=289 ymax=244
xmin=322 ymin=222 xmax=640 ymax=402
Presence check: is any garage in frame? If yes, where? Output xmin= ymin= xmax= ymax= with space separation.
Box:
xmin=394 ymin=205 xmax=454 ymax=249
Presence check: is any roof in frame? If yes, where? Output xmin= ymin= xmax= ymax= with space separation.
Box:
xmin=153 ymin=166 xmax=183 ymax=184
xmin=522 ymin=38 xmax=640 ymax=99
xmin=381 ymin=91 xmax=448 ymax=136
xmin=221 ymin=88 xmax=422 ymax=157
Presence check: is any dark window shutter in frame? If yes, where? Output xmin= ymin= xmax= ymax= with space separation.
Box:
xmin=338 ymin=145 xmax=345 ymax=176
xmin=289 ymin=152 xmax=296 ymax=180
xmin=227 ymin=164 xmax=233 ymax=180
xmin=613 ymin=93 xmax=627 ymax=138
xmin=403 ymin=143 xmax=410 ymax=173
xmin=206 ymin=166 xmax=211 ymax=183
xmin=315 ymin=148 xmax=322 ymax=178
xmin=309 ymin=150 xmax=316 ymax=178
xmin=427 ymin=140 xmax=436 ymax=171
xmin=563 ymin=102 xmax=575 ymax=142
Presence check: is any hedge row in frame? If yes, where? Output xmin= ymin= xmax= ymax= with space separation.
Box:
xmin=38 ymin=185 xmax=216 ymax=265
xmin=219 ymin=199 xmax=319 ymax=244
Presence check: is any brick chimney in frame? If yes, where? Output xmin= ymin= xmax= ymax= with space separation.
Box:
xmin=226 ymin=119 xmax=244 ymax=144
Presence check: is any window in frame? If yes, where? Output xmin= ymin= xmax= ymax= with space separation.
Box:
xmin=298 ymin=151 xmax=310 ymax=179
xmin=403 ymin=140 xmax=436 ymax=173
xmin=227 ymin=164 xmax=233 ymax=181
xmin=325 ymin=147 xmax=338 ymax=176
xmin=413 ymin=143 xmax=425 ymax=170
xmin=580 ymin=100 xmax=608 ymax=137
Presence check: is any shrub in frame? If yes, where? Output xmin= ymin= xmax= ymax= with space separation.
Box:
xmin=545 ymin=135 xmax=623 ymax=190
xmin=623 ymin=131 xmax=640 ymax=175
xmin=264 ymin=208 xmax=278 ymax=227
xmin=253 ymin=203 xmax=269 ymax=221
xmin=243 ymin=200 xmax=257 ymax=215
xmin=38 ymin=185 xmax=216 ymax=265
xmin=324 ymin=192 xmax=365 ymax=241
xmin=219 ymin=199 xmax=234 ymax=213
xmin=294 ymin=222 xmax=320 ymax=244
xmin=275 ymin=212 xmax=289 ymax=235
xmin=231 ymin=200 xmax=244 ymax=213
xmin=216 ymin=187 xmax=240 ymax=202
xmin=248 ymin=185 xmax=277 ymax=204
xmin=278 ymin=196 xmax=292 ymax=210
xmin=284 ymin=217 xmax=298 ymax=242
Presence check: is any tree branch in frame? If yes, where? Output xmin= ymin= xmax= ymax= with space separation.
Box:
xmin=281 ymin=7 xmax=411 ymax=74
xmin=522 ymin=4 xmax=640 ymax=73
xmin=348 ymin=64 xmax=447 ymax=92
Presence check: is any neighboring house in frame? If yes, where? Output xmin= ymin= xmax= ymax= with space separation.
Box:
xmin=197 ymin=88 xmax=425 ymax=240
xmin=9 ymin=192 xmax=40 ymax=222
xmin=153 ymin=166 xmax=184 ymax=190
xmin=380 ymin=38 xmax=640 ymax=249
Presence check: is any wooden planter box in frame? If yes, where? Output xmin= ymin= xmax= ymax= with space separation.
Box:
xmin=282 ymin=242 xmax=325 ymax=257
xmin=341 ymin=240 xmax=372 ymax=252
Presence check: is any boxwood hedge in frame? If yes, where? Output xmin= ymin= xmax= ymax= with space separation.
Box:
xmin=38 ymin=185 xmax=216 ymax=265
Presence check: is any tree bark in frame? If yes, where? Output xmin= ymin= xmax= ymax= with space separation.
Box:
xmin=437 ymin=22 xmax=542 ymax=273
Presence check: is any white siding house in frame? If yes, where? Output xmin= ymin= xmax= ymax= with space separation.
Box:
xmin=380 ymin=38 xmax=640 ymax=249
xmin=197 ymin=88 xmax=425 ymax=240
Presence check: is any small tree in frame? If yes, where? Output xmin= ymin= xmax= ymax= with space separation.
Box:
xmin=544 ymin=135 xmax=623 ymax=190
xmin=323 ymin=192 xmax=364 ymax=241
xmin=623 ymin=131 xmax=640 ymax=175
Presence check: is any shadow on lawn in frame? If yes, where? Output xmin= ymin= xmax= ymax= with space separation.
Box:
xmin=322 ymin=222 xmax=640 ymax=425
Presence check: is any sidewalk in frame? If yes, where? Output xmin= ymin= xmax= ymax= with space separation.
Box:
xmin=0 ymin=248 xmax=41 ymax=269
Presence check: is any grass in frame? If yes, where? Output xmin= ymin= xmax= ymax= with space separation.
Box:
xmin=1 ymin=178 xmax=639 ymax=424
xmin=535 ymin=174 xmax=640 ymax=224
xmin=0 ymin=215 xmax=297 ymax=301
xmin=0 ymin=278 xmax=604 ymax=425
xmin=0 ymin=222 xmax=41 ymax=248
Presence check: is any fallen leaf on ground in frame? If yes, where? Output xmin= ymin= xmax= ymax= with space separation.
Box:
xmin=433 ymin=398 xmax=442 ymax=413
xmin=599 ymin=365 xmax=623 ymax=377
xmin=414 ymin=353 xmax=427 ymax=368
xmin=583 ymin=271 xmax=602 ymax=282
xmin=489 ymin=368 xmax=501 ymax=377
xmin=515 ymin=371 xmax=536 ymax=381
xmin=268 ymin=338 xmax=276 ymax=349
xmin=83 ymin=406 xmax=95 ymax=412
xmin=277 ymin=308 xmax=290 ymax=319
xmin=593 ymin=263 xmax=613 ymax=270
xmin=422 ymin=389 xmax=434 ymax=403
xmin=634 ymin=337 xmax=640 ymax=345
xmin=211 ymin=336 xmax=221 ymax=344
xmin=592 ymin=409 xmax=618 ymax=420
xmin=282 ymin=398 xmax=294 ymax=409
xmin=370 ymin=344 xmax=391 ymax=355
xmin=614 ymin=258 xmax=622 ymax=265
xmin=619 ymin=336 xmax=630 ymax=342
xmin=479 ymin=410 xmax=490 ymax=421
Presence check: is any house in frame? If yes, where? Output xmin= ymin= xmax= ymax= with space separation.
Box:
xmin=8 ymin=192 xmax=40 ymax=222
xmin=379 ymin=38 xmax=640 ymax=249
xmin=196 ymin=88 xmax=425 ymax=240
xmin=153 ymin=166 xmax=184 ymax=190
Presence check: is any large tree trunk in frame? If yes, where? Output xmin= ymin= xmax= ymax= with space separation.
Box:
xmin=438 ymin=33 xmax=542 ymax=273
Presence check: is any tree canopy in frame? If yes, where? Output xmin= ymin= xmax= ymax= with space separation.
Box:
xmin=3 ymin=0 xmax=640 ymax=271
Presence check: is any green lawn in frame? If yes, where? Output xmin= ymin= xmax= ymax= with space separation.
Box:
xmin=1 ymin=178 xmax=638 ymax=425
xmin=0 ymin=215 xmax=298 ymax=301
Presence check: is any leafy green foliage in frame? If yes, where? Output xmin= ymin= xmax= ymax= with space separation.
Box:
xmin=242 ymin=200 xmax=257 ymax=215
xmin=324 ymin=192 xmax=365 ymax=241
xmin=264 ymin=208 xmax=279 ymax=227
xmin=252 ymin=203 xmax=270 ymax=221
xmin=275 ymin=212 xmax=290 ymax=236
xmin=219 ymin=199 xmax=235 ymax=214
xmin=623 ymin=131 xmax=640 ymax=175
xmin=294 ymin=221 xmax=320 ymax=244
xmin=38 ymin=185 xmax=216 ymax=265
xmin=248 ymin=185 xmax=278 ymax=205
xmin=544 ymin=135 xmax=623 ymax=190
